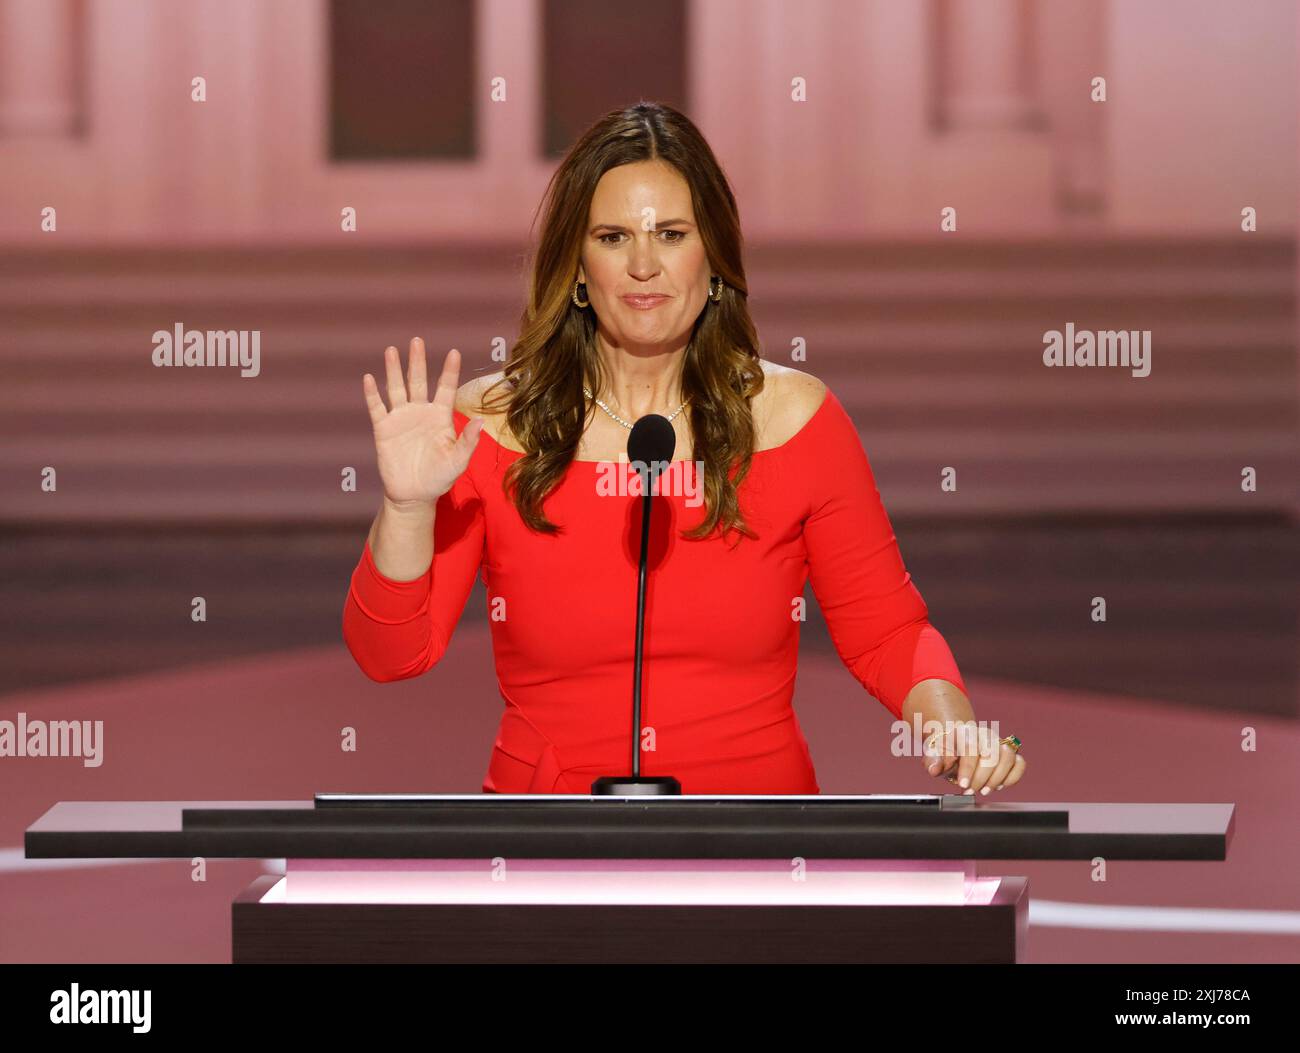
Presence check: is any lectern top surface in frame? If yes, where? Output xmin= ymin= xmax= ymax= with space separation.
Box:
xmin=314 ymin=793 xmax=943 ymax=804
xmin=24 ymin=799 xmax=1234 ymax=862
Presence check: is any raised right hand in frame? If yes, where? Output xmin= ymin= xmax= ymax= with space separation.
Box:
xmin=362 ymin=338 xmax=484 ymax=508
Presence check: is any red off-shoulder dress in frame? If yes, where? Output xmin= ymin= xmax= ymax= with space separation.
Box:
xmin=342 ymin=387 xmax=967 ymax=794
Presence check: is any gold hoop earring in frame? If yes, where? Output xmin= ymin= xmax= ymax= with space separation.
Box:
xmin=571 ymin=279 xmax=590 ymax=309
xmin=708 ymin=275 xmax=724 ymax=303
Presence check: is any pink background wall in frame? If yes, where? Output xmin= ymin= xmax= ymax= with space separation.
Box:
xmin=0 ymin=0 xmax=1293 ymax=241
xmin=1 ymin=0 xmax=1295 ymax=522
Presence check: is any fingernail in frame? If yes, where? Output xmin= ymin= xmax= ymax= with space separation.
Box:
xmin=980 ymin=786 xmax=990 ymax=795
xmin=959 ymin=777 xmax=969 ymax=788
xmin=963 ymin=788 xmax=973 ymax=795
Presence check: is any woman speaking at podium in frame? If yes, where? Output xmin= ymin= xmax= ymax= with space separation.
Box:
xmin=342 ymin=102 xmax=1025 ymax=798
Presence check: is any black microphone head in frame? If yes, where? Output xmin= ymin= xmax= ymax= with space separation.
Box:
xmin=627 ymin=413 xmax=676 ymax=480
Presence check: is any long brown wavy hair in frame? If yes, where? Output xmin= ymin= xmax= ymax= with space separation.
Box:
xmin=480 ymin=100 xmax=766 ymax=544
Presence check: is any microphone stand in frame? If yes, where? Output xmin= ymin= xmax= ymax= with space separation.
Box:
xmin=592 ymin=440 xmax=682 ymax=796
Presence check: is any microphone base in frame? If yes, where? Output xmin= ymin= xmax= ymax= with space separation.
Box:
xmin=590 ymin=776 xmax=682 ymax=796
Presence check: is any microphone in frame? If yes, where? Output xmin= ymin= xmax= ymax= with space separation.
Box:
xmin=590 ymin=413 xmax=683 ymax=796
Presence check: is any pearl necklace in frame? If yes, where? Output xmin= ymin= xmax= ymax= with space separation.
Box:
xmin=583 ymin=386 xmax=688 ymax=430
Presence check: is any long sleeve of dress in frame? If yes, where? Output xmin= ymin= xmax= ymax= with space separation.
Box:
xmin=800 ymin=390 xmax=968 ymax=720
xmin=341 ymin=410 xmax=486 ymax=682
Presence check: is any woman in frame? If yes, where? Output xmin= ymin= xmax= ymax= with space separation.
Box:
xmin=343 ymin=102 xmax=1025 ymax=797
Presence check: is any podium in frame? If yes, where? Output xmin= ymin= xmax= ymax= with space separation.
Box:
xmin=25 ymin=794 xmax=1235 ymax=964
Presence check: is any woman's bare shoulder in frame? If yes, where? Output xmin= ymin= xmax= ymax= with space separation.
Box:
xmin=455 ymin=372 xmax=521 ymax=449
xmin=754 ymin=361 xmax=829 ymax=450
xmin=454 ymin=371 xmax=501 ymax=416
xmin=454 ymin=364 xmax=828 ymax=451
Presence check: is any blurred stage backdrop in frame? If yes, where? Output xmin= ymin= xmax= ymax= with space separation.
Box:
xmin=0 ymin=0 xmax=1297 ymax=962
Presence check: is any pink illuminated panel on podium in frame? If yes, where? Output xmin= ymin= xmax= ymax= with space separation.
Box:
xmin=261 ymin=858 xmax=1003 ymax=906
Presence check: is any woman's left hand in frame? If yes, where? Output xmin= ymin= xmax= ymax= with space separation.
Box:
xmin=922 ymin=721 xmax=1026 ymax=796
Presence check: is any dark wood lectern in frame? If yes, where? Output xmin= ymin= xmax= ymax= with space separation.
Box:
xmin=25 ymin=794 xmax=1235 ymax=964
